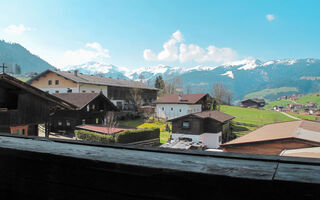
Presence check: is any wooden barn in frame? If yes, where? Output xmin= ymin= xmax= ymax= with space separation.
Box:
xmin=51 ymin=92 xmax=118 ymax=133
xmin=241 ymin=98 xmax=265 ymax=108
xmin=0 ymin=73 xmax=75 ymax=136
xmin=167 ymin=110 xmax=234 ymax=148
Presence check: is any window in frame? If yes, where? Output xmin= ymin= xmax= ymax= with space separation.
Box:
xmin=67 ymin=88 xmax=72 ymax=93
xmin=162 ymin=107 xmax=164 ymax=111
xmin=179 ymin=109 xmax=181 ymax=112
xmin=182 ymin=121 xmax=190 ymax=128
xmin=92 ymin=104 xmax=95 ymax=110
xmin=82 ymin=90 xmax=86 ymax=93
xmin=48 ymin=80 xmax=52 ymax=85
xmin=87 ymin=105 xmax=90 ymax=112
xmin=96 ymin=118 xmax=99 ymax=124
xmin=55 ymin=91 xmax=59 ymax=93
xmin=66 ymin=120 xmax=71 ymax=127
xmin=171 ymin=107 xmax=173 ymax=111
xmin=82 ymin=119 xmax=86 ymax=125
xmin=55 ymin=80 xmax=59 ymax=85
xmin=91 ymin=91 xmax=95 ymax=93
xmin=58 ymin=120 xmax=62 ymax=126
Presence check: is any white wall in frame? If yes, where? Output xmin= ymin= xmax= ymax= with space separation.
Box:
xmin=172 ymin=132 xmax=222 ymax=149
xmin=199 ymin=132 xmax=222 ymax=149
xmin=40 ymin=87 xmax=78 ymax=94
xmin=156 ymin=104 xmax=202 ymax=120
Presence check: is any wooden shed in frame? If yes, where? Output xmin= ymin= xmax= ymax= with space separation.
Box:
xmin=0 ymin=73 xmax=75 ymax=136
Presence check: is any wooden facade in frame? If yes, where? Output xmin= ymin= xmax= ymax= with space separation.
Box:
xmin=0 ymin=73 xmax=75 ymax=136
xmin=170 ymin=115 xmax=232 ymax=143
xmin=50 ymin=93 xmax=118 ymax=133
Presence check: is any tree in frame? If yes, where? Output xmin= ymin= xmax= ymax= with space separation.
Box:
xmin=155 ymin=76 xmax=165 ymax=89
xmin=104 ymin=112 xmax=118 ymax=134
xmin=129 ymin=83 xmax=143 ymax=111
xmin=211 ymin=82 xmax=232 ymax=105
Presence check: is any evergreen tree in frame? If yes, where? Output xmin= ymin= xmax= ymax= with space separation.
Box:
xmin=155 ymin=76 xmax=165 ymax=89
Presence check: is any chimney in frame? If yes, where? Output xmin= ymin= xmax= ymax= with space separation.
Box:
xmin=178 ymin=94 xmax=182 ymax=101
xmin=74 ymin=70 xmax=78 ymax=76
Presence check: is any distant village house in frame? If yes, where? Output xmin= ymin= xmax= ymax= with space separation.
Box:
xmin=154 ymin=93 xmax=212 ymax=120
xmin=27 ymin=69 xmax=158 ymax=110
xmin=241 ymin=98 xmax=265 ymax=109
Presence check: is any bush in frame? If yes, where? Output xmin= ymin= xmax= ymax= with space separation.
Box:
xmin=75 ymin=130 xmax=115 ymax=144
xmin=115 ymin=128 xmax=160 ymax=143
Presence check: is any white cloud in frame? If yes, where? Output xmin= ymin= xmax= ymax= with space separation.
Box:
xmin=143 ymin=30 xmax=237 ymax=64
xmin=4 ymin=24 xmax=31 ymax=35
xmin=266 ymin=14 xmax=275 ymax=22
xmin=57 ymin=42 xmax=110 ymax=67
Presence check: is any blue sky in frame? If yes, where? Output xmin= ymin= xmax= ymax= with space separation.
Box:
xmin=0 ymin=0 xmax=319 ymax=69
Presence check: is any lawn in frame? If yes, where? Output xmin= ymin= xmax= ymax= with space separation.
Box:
xmin=296 ymin=92 xmax=320 ymax=106
xmin=286 ymin=113 xmax=318 ymax=121
xmin=220 ymin=105 xmax=297 ymax=137
xmin=118 ymin=118 xmax=171 ymax=144
xmin=264 ymin=99 xmax=294 ymax=110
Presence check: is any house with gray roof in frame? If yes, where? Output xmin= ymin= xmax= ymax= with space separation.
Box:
xmin=27 ymin=69 xmax=158 ymax=110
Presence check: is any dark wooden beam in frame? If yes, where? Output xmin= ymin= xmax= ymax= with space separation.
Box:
xmin=0 ymin=134 xmax=318 ymax=199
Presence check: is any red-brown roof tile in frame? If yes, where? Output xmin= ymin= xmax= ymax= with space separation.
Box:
xmin=154 ymin=93 xmax=209 ymax=104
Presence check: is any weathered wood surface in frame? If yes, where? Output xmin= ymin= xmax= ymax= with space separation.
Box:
xmin=0 ymin=134 xmax=319 ymax=199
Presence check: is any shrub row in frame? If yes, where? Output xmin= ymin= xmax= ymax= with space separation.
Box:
xmin=74 ymin=128 xmax=160 ymax=144
xmin=115 ymin=128 xmax=160 ymax=144
xmin=74 ymin=130 xmax=115 ymax=143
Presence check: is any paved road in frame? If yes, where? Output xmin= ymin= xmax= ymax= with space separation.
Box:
xmin=280 ymin=112 xmax=300 ymax=120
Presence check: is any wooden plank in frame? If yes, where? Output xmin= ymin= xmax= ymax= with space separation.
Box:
xmin=274 ymin=162 xmax=320 ymax=184
xmin=0 ymin=136 xmax=277 ymax=180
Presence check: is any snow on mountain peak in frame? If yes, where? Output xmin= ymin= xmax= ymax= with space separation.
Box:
xmin=221 ymin=71 xmax=234 ymax=79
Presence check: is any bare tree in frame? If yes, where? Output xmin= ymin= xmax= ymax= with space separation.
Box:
xmin=211 ymin=82 xmax=232 ymax=105
xmin=104 ymin=112 xmax=118 ymax=134
xmin=130 ymin=83 xmax=143 ymax=111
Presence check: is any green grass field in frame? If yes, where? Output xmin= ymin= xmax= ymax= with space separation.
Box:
xmin=286 ymin=113 xmax=317 ymax=121
xmin=296 ymin=92 xmax=320 ymax=106
xmin=264 ymin=99 xmax=294 ymax=109
xmin=244 ymin=87 xmax=298 ymax=100
xmin=220 ymin=105 xmax=297 ymax=137
xmin=17 ymin=77 xmax=30 ymax=82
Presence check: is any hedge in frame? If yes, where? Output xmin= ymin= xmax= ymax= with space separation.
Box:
xmin=74 ymin=130 xmax=115 ymax=144
xmin=74 ymin=128 xmax=160 ymax=144
xmin=115 ymin=128 xmax=160 ymax=144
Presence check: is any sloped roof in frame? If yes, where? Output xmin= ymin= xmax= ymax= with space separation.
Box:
xmin=27 ymin=69 xmax=158 ymax=90
xmin=52 ymin=93 xmax=118 ymax=110
xmin=0 ymin=73 xmax=76 ymax=110
xmin=168 ymin=110 xmax=234 ymax=123
xmin=222 ymin=120 xmax=320 ymax=147
xmin=154 ymin=93 xmax=209 ymax=104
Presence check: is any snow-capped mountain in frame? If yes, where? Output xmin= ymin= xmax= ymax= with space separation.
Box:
xmin=59 ymin=58 xmax=320 ymax=102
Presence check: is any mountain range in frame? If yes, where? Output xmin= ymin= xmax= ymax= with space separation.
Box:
xmin=0 ymin=40 xmax=319 ymax=103
xmin=62 ymin=58 xmax=320 ymax=103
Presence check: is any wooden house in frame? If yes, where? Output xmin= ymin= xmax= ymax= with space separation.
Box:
xmin=27 ymin=69 xmax=158 ymax=110
xmin=0 ymin=73 xmax=75 ymax=136
xmin=50 ymin=92 xmax=118 ymax=133
xmin=240 ymin=98 xmax=265 ymax=108
xmin=167 ymin=110 xmax=234 ymax=148
xmin=221 ymin=120 xmax=320 ymax=156
xmin=154 ymin=93 xmax=212 ymax=120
